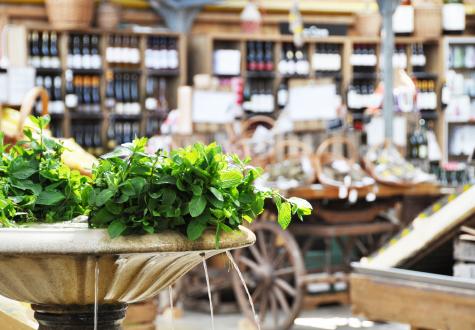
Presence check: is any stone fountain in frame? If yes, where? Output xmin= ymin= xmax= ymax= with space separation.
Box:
xmin=0 ymin=222 xmax=255 ymax=329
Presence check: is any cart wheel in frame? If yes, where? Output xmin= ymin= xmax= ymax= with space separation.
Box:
xmin=232 ymin=221 xmax=305 ymax=330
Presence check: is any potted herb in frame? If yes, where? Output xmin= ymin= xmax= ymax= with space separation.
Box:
xmin=86 ymin=138 xmax=312 ymax=245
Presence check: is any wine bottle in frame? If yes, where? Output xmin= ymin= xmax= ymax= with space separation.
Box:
xmin=247 ymin=41 xmax=256 ymax=71
xmin=82 ymin=35 xmax=92 ymax=69
xmin=91 ymin=35 xmax=102 ymax=69
xmin=130 ymin=74 xmax=140 ymax=115
xmin=72 ymin=35 xmax=82 ymax=69
xmin=145 ymin=77 xmax=158 ymax=111
xmin=277 ymin=82 xmax=288 ymax=109
xmin=40 ymin=31 xmax=51 ymax=68
xmin=264 ymin=42 xmax=274 ymax=71
xmin=91 ymin=76 xmax=101 ymax=113
xmin=50 ymin=32 xmax=60 ymax=69
xmin=30 ymin=31 xmax=41 ymax=68
xmin=443 ymin=0 xmax=465 ymax=34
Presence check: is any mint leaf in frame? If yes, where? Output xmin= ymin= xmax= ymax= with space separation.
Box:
xmin=277 ymin=202 xmax=292 ymax=230
xmin=187 ymin=219 xmax=207 ymax=240
xmin=108 ymin=220 xmax=126 ymax=238
xmin=219 ymin=169 xmax=243 ymax=188
xmin=209 ymin=187 xmax=224 ymax=201
xmin=36 ymin=190 xmax=65 ymax=206
xmin=189 ymin=195 xmax=207 ymax=217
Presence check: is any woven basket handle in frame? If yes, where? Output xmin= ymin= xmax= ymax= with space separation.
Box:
xmin=241 ymin=115 xmax=275 ymax=139
xmin=314 ymin=136 xmax=359 ymax=182
xmin=270 ymin=139 xmax=313 ymax=163
xmin=17 ymin=87 xmax=49 ymax=139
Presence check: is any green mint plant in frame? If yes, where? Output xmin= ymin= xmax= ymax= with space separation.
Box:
xmin=86 ymin=139 xmax=312 ymax=245
xmin=0 ymin=116 xmax=89 ymax=227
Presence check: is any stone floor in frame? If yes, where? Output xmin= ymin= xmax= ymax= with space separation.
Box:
xmin=156 ymin=305 xmax=409 ymax=330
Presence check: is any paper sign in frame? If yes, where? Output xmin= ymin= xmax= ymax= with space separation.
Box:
xmin=287 ymin=83 xmax=340 ymax=121
xmin=192 ymin=90 xmax=235 ymax=124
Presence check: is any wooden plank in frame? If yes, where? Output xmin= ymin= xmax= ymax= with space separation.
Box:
xmin=303 ymin=291 xmax=349 ymax=310
xmin=351 ymin=273 xmax=475 ymax=330
xmin=290 ymin=222 xmax=396 ymax=237
xmin=288 ymin=183 xmax=447 ymax=201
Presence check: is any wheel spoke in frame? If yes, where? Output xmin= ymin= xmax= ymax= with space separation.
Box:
xmin=274 ymin=267 xmax=294 ymax=277
xmin=257 ymin=230 xmax=269 ymax=259
xmin=239 ymin=256 xmax=261 ymax=273
xmin=267 ymin=232 xmax=277 ymax=259
xmin=273 ymin=249 xmax=288 ymax=268
xmin=270 ymin=289 xmax=278 ymax=327
xmin=273 ymin=286 xmax=290 ymax=313
xmin=275 ymin=278 xmax=297 ymax=297
xmin=249 ymin=245 xmax=265 ymax=264
xmin=252 ymin=283 xmax=265 ymax=302
xmin=258 ymin=290 xmax=269 ymax=323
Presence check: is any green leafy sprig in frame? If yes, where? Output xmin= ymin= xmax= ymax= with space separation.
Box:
xmin=0 ymin=116 xmax=89 ymax=226
xmin=86 ymin=139 xmax=312 ymax=244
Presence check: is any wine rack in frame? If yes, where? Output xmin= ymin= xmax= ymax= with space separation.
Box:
xmin=24 ymin=24 xmax=186 ymax=155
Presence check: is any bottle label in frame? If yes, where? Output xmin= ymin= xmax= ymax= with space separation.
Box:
xmin=145 ymin=97 xmax=158 ymax=110
xmin=73 ymin=54 xmax=82 ymax=69
xmin=393 ymin=5 xmax=414 ymax=33
xmin=65 ymin=94 xmax=78 ymax=108
xmin=41 ymin=56 xmax=52 ymax=68
xmin=91 ymin=55 xmax=102 ymax=69
xmin=82 ymin=54 xmax=92 ymax=69
xmin=443 ymin=4 xmax=465 ymax=32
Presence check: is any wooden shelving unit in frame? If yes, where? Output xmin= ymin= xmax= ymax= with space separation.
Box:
xmin=20 ymin=23 xmax=187 ymax=154
xmin=189 ymin=33 xmax=441 ymax=136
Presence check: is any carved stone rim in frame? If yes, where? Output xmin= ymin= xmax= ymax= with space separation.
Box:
xmin=0 ymin=223 xmax=255 ymax=255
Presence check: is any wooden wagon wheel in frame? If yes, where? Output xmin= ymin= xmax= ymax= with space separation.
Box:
xmin=232 ymin=221 xmax=305 ymax=330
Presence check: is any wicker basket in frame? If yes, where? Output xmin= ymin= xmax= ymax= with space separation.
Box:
xmin=414 ymin=4 xmax=442 ymax=38
xmin=354 ymin=12 xmax=381 ymax=37
xmin=1 ymin=87 xmax=49 ymax=145
xmin=314 ymin=136 xmax=374 ymax=190
xmin=45 ymin=0 xmax=94 ymax=29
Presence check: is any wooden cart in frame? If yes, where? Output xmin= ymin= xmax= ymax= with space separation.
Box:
xmin=230 ymin=183 xmax=450 ymax=330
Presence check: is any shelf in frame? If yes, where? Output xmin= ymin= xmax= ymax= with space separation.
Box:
xmin=146 ymin=69 xmax=180 ymax=77
xmin=111 ymin=67 xmax=142 ymax=74
xmin=145 ymin=111 xmax=167 ymax=119
xmin=315 ymin=71 xmax=342 ymax=79
xmin=67 ymin=68 xmax=103 ymax=75
xmin=352 ymin=72 xmax=378 ymax=80
xmin=35 ymin=67 xmax=63 ymax=75
xmin=246 ymin=71 xmax=276 ymax=79
xmin=279 ymin=74 xmax=310 ymax=79
xmin=419 ymin=110 xmax=438 ymax=120
xmin=70 ymin=111 xmax=103 ymax=120
xmin=412 ymin=72 xmax=438 ymax=80
xmin=110 ymin=113 xmax=142 ymax=121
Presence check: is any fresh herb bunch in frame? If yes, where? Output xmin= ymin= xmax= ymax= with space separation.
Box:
xmin=0 ymin=116 xmax=89 ymax=227
xmin=86 ymin=139 xmax=312 ymax=244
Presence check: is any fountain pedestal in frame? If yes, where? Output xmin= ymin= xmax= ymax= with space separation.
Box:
xmin=32 ymin=304 xmax=127 ymax=330
xmin=0 ymin=223 xmax=255 ymax=330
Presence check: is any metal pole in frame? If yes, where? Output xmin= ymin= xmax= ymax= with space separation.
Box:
xmin=377 ymin=0 xmax=400 ymax=140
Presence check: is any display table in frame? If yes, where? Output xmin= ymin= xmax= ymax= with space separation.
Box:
xmin=351 ymin=264 xmax=475 ymax=330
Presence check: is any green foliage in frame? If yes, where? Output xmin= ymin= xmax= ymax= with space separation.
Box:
xmin=87 ymin=139 xmax=313 ymax=243
xmin=0 ymin=116 xmax=89 ymax=227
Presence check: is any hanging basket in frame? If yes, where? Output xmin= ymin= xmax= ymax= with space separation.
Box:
xmin=1 ymin=86 xmax=49 ymax=146
xmin=314 ymin=136 xmax=375 ymax=190
xmin=45 ymin=0 xmax=95 ymax=29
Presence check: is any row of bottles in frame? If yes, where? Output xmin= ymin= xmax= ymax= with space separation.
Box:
xmin=65 ymin=71 xmax=101 ymax=113
xmin=28 ymin=31 xmax=60 ymax=69
xmin=350 ymin=44 xmax=377 ymax=68
xmin=449 ymin=44 xmax=475 ymax=69
xmin=107 ymin=121 xmax=141 ymax=146
xmin=242 ymin=81 xmax=275 ymax=113
xmin=106 ymin=35 xmax=140 ymax=65
xmin=34 ymin=74 xmax=64 ymax=114
xmin=246 ymin=41 xmax=274 ymax=72
xmin=72 ymin=122 xmax=103 ymax=155
xmin=347 ymin=81 xmax=379 ymax=109
xmin=67 ymin=34 xmax=102 ymax=70
xmin=145 ymin=77 xmax=168 ymax=112
xmin=411 ymin=43 xmax=427 ymax=69
xmin=408 ymin=119 xmax=429 ymax=161
xmin=312 ymin=44 xmax=342 ymax=72
xmin=144 ymin=37 xmax=179 ymax=70
xmin=393 ymin=0 xmax=466 ymax=35
xmin=393 ymin=45 xmax=407 ymax=69
xmin=416 ymin=80 xmax=437 ymax=111
xmin=278 ymin=44 xmax=310 ymax=77
xmin=105 ymin=72 xmax=141 ymax=115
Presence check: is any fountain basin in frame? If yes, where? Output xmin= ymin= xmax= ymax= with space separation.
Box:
xmin=0 ymin=223 xmax=255 ymax=306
